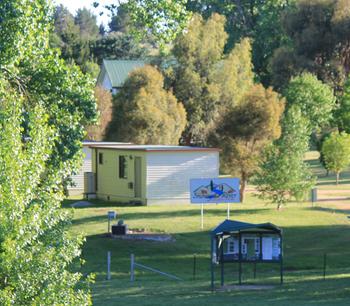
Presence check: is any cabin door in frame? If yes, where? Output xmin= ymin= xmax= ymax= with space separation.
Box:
xmin=134 ymin=157 xmax=142 ymax=198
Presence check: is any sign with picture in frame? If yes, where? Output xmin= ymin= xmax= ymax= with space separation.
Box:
xmin=190 ymin=178 xmax=240 ymax=204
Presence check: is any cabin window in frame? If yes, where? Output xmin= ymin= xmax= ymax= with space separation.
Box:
xmin=119 ymin=155 xmax=127 ymax=179
xmin=227 ymin=238 xmax=235 ymax=254
xmin=99 ymin=153 xmax=103 ymax=165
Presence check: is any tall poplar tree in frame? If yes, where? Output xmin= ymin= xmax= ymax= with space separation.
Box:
xmin=0 ymin=0 xmax=96 ymax=304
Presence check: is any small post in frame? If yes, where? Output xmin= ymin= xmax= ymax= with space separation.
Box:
xmin=220 ymin=240 xmax=224 ymax=287
xmin=201 ymin=204 xmax=204 ymax=230
xmin=130 ymin=254 xmax=135 ymax=282
xmin=107 ymin=251 xmax=111 ymax=280
xmin=227 ymin=203 xmax=230 ymax=219
xmin=323 ymin=253 xmax=327 ymax=280
xmin=211 ymin=237 xmax=215 ymax=291
xmin=193 ymin=254 xmax=196 ymax=280
xmin=238 ymin=232 xmax=242 ymax=285
xmin=108 ymin=217 xmax=111 ymax=234
xmin=311 ymin=188 xmax=317 ymax=207
xmin=280 ymin=234 xmax=283 ymax=285
xmin=253 ymin=262 xmax=257 ymax=279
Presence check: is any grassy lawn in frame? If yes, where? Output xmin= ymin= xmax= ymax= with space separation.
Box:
xmin=64 ymin=152 xmax=350 ymax=305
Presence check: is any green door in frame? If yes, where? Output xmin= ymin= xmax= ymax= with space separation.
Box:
xmin=134 ymin=157 xmax=142 ymax=198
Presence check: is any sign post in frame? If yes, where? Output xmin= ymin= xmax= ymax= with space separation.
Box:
xmin=190 ymin=178 xmax=240 ymax=229
xmin=201 ymin=204 xmax=204 ymax=229
xmin=107 ymin=211 xmax=117 ymax=234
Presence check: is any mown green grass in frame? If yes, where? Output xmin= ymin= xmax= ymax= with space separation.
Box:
xmin=65 ymin=152 xmax=350 ymax=305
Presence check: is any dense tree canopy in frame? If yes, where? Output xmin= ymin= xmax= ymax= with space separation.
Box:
xmin=171 ymin=13 xmax=227 ymax=144
xmin=284 ymin=73 xmax=336 ymax=130
xmin=106 ymin=65 xmax=186 ymax=144
xmin=337 ymin=76 xmax=350 ymax=132
xmin=0 ymin=0 xmax=96 ymax=303
xmin=322 ymin=132 xmax=350 ymax=184
xmin=212 ymin=84 xmax=285 ymax=201
xmin=255 ymin=106 xmax=315 ymax=209
xmin=126 ymin=0 xmax=191 ymax=45
xmin=270 ymin=0 xmax=350 ymax=92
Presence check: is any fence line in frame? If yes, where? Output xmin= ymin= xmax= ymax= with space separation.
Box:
xmin=130 ymin=254 xmax=182 ymax=282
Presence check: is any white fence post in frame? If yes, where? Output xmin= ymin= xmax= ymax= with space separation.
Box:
xmin=130 ymin=254 xmax=135 ymax=282
xmin=107 ymin=251 xmax=111 ymax=280
xmin=201 ymin=204 xmax=204 ymax=230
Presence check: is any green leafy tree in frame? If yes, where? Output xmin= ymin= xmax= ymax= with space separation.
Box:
xmin=214 ymin=38 xmax=254 ymax=110
xmin=106 ymin=65 xmax=186 ymax=144
xmin=322 ymin=132 xmax=350 ymax=184
xmin=170 ymin=14 xmax=254 ymax=145
xmin=255 ymin=106 xmax=316 ymax=210
xmin=109 ymin=3 xmax=131 ymax=33
xmin=126 ymin=0 xmax=192 ymax=45
xmin=75 ymin=8 xmax=100 ymax=40
xmin=51 ymin=5 xmax=101 ymax=70
xmin=210 ymin=85 xmax=285 ymax=201
xmin=50 ymin=5 xmax=81 ymax=61
xmin=270 ymin=0 xmax=350 ymax=92
xmin=91 ymin=32 xmax=149 ymax=65
xmin=187 ymin=0 xmax=293 ymax=85
xmin=284 ymin=73 xmax=336 ymax=130
xmin=0 ymin=0 xmax=97 ymax=303
xmin=337 ymin=76 xmax=350 ymax=132
xmin=171 ymin=13 xmax=227 ymax=144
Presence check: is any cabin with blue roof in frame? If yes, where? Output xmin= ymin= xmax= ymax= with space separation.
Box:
xmin=210 ymin=219 xmax=283 ymax=289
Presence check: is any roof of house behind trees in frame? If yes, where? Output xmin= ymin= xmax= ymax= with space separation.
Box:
xmin=101 ymin=59 xmax=145 ymax=88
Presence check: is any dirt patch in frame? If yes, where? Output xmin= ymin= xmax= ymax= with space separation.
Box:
xmin=216 ymin=285 xmax=275 ymax=292
xmin=111 ymin=233 xmax=175 ymax=242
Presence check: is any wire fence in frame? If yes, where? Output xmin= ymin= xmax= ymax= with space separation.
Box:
xmin=101 ymin=251 xmax=350 ymax=286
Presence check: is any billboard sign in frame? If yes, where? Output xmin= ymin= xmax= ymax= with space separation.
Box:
xmin=190 ymin=178 xmax=240 ymax=204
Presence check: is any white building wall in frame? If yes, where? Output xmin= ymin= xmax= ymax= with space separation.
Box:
xmin=146 ymin=151 xmax=219 ymax=203
xmin=69 ymin=147 xmax=92 ymax=193
xmin=99 ymin=72 xmax=112 ymax=92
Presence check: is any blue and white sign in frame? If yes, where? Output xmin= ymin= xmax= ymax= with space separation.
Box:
xmin=190 ymin=178 xmax=240 ymax=204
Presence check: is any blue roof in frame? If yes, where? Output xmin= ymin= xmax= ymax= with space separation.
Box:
xmin=211 ymin=219 xmax=281 ymax=236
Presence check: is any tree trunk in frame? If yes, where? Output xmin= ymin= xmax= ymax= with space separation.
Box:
xmin=240 ymin=173 xmax=246 ymax=203
xmin=336 ymin=172 xmax=340 ymax=185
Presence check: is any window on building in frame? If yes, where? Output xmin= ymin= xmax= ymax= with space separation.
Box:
xmin=228 ymin=238 xmax=235 ymax=254
xmin=119 ymin=155 xmax=127 ymax=179
xmin=99 ymin=153 xmax=103 ymax=165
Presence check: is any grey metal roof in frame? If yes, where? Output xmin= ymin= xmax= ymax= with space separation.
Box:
xmin=102 ymin=59 xmax=146 ymax=88
xmin=212 ymin=220 xmax=281 ymax=236
xmin=82 ymin=141 xmax=132 ymax=147
xmin=87 ymin=144 xmax=220 ymax=152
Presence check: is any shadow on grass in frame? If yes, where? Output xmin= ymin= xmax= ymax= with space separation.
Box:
xmin=316 ymin=179 xmax=350 ymax=186
xmin=72 ymin=208 xmax=271 ymax=226
xmin=62 ymin=198 xmax=142 ymax=209
xmin=306 ymin=206 xmax=350 ymax=215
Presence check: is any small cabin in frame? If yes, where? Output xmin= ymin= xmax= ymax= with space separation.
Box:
xmin=210 ymin=220 xmax=283 ymax=287
xmin=86 ymin=145 xmax=220 ymax=205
